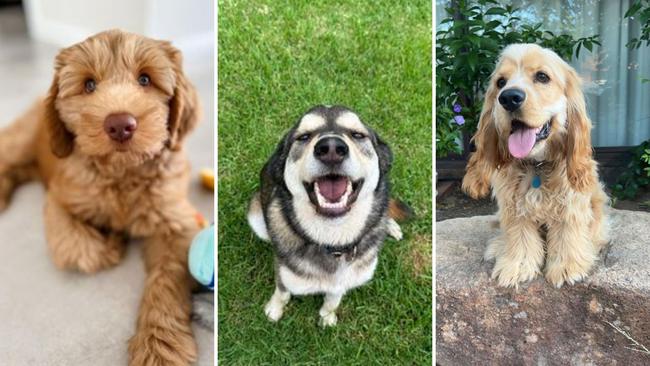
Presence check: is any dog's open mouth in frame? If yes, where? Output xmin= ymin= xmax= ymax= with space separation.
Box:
xmin=304 ymin=175 xmax=364 ymax=217
xmin=508 ymin=119 xmax=552 ymax=159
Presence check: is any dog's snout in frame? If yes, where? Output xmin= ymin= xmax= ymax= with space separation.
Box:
xmin=314 ymin=137 xmax=348 ymax=165
xmin=104 ymin=113 xmax=137 ymax=142
xmin=498 ymin=88 xmax=526 ymax=112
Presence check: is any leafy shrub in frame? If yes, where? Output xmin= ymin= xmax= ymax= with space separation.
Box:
xmin=436 ymin=0 xmax=599 ymax=157
xmin=611 ymin=141 xmax=650 ymax=200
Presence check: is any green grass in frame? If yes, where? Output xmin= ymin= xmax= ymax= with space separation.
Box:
xmin=218 ymin=0 xmax=432 ymax=364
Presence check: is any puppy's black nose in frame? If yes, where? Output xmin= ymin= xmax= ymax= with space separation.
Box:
xmin=104 ymin=113 xmax=137 ymax=142
xmin=314 ymin=137 xmax=348 ymax=165
xmin=498 ymin=88 xmax=526 ymax=112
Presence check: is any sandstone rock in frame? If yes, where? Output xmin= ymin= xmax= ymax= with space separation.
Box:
xmin=436 ymin=209 xmax=650 ymax=365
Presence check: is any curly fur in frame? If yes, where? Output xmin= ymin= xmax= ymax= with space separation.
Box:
xmin=0 ymin=30 xmax=202 ymax=365
xmin=462 ymin=44 xmax=609 ymax=288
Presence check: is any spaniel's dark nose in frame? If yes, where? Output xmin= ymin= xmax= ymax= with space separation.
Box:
xmin=314 ymin=137 xmax=348 ymax=165
xmin=498 ymin=88 xmax=526 ymax=112
xmin=104 ymin=113 xmax=137 ymax=142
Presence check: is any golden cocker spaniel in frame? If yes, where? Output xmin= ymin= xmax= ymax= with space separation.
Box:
xmin=0 ymin=30 xmax=202 ymax=365
xmin=462 ymin=44 xmax=609 ymax=288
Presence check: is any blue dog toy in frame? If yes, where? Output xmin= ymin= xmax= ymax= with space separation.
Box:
xmin=188 ymin=225 xmax=214 ymax=290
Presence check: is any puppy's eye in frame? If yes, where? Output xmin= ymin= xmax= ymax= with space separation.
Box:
xmin=138 ymin=73 xmax=151 ymax=87
xmin=535 ymin=71 xmax=550 ymax=83
xmin=496 ymin=77 xmax=507 ymax=89
xmin=84 ymin=79 xmax=96 ymax=93
xmin=351 ymin=132 xmax=366 ymax=140
xmin=296 ymin=133 xmax=311 ymax=142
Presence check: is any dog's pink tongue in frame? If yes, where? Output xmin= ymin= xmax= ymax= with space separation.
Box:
xmin=317 ymin=177 xmax=348 ymax=202
xmin=508 ymin=127 xmax=537 ymax=159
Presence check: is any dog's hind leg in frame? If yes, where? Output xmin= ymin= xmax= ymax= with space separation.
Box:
xmin=247 ymin=191 xmax=270 ymax=241
xmin=386 ymin=217 xmax=403 ymax=241
xmin=590 ymin=183 xmax=610 ymax=251
xmin=0 ymin=102 xmax=41 ymax=211
xmin=319 ymin=292 xmax=343 ymax=327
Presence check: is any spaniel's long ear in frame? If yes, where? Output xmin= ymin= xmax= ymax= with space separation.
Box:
xmin=461 ymin=83 xmax=508 ymax=199
xmin=45 ymin=73 xmax=75 ymax=158
xmin=161 ymin=42 xmax=200 ymax=150
xmin=564 ymin=65 xmax=595 ymax=192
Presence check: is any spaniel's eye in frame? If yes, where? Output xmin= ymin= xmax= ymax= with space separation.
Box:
xmin=496 ymin=77 xmax=507 ymax=89
xmin=296 ymin=133 xmax=311 ymax=141
xmin=84 ymin=79 xmax=96 ymax=93
xmin=138 ymin=74 xmax=151 ymax=87
xmin=535 ymin=71 xmax=550 ymax=83
xmin=351 ymin=132 xmax=366 ymax=140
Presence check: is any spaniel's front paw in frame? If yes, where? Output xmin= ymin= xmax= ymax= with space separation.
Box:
xmin=544 ymin=257 xmax=593 ymax=288
xmin=491 ymin=255 xmax=540 ymax=288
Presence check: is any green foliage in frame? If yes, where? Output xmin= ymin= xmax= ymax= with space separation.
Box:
xmin=625 ymin=0 xmax=650 ymax=50
xmin=612 ymin=141 xmax=650 ymax=200
xmin=436 ymin=0 xmax=600 ymax=157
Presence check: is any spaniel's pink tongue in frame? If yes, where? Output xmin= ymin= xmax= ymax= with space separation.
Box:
xmin=316 ymin=177 xmax=348 ymax=202
xmin=508 ymin=127 xmax=537 ymax=159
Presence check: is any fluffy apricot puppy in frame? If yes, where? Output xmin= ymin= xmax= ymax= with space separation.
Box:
xmin=0 ymin=30 xmax=202 ymax=365
xmin=462 ymin=44 xmax=608 ymax=288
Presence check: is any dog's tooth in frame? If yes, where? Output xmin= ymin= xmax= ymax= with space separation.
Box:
xmin=315 ymin=187 xmax=327 ymax=207
xmin=341 ymin=191 xmax=349 ymax=206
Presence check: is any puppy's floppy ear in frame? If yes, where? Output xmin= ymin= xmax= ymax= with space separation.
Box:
xmin=161 ymin=41 xmax=200 ymax=150
xmin=564 ymin=64 xmax=596 ymax=191
xmin=45 ymin=72 xmax=75 ymax=158
xmin=462 ymin=82 xmax=509 ymax=199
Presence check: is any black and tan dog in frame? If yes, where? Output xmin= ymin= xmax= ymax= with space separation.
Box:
xmin=247 ymin=105 xmax=409 ymax=326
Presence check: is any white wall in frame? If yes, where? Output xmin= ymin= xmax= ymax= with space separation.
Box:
xmin=24 ymin=0 xmax=213 ymax=54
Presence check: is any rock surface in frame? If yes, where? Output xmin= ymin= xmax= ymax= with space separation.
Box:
xmin=436 ymin=209 xmax=650 ymax=365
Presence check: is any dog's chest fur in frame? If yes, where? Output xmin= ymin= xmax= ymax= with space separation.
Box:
xmin=279 ymin=255 xmax=378 ymax=295
xmin=265 ymin=197 xmax=386 ymax=295
xmin=494 ymin=164 xmax=591 ymax=224
xmin=49 ymin=152 xmax=190 ymax=236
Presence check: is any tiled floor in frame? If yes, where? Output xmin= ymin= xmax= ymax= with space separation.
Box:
xmin=0 ymin=6 xmax=214 ymax=365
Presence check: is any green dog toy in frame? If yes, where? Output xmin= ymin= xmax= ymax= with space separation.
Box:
xmin=188 ymin=225 xmax=214 ymax=290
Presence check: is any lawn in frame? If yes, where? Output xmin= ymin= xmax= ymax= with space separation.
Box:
xmin=217 ymin=0 xmax=432 ymax=364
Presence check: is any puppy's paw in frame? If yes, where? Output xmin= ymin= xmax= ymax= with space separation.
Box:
xmin=544 ymin=258 xmax=593 ymax=288
xmin=128 ymin=328 xmax=197 ymax=366
xmin=491 ymin=256 xmax=540 ymax=288
xmin=319 ymin=312 xmax=338 ymax=327
xmin=264 ymin=299 xmax=285 ymax=322
xmin=52 ymin=231 xmax=126 ymax=274
xmin=387 ymin=218 xmax=403 ymax=241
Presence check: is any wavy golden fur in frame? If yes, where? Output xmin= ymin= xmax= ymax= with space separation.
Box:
xmin=462 ymin=44 xmax=608 ymax=288
xmin=0 ymin=30 xmax=201 ymax=365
